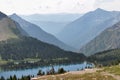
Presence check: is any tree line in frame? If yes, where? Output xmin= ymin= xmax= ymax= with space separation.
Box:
xmin=0 ymin=37 xmax=86 ymax=71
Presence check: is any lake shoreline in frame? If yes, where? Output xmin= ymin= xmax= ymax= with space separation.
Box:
xmin=31 ymin=68 xmax=100 ymax=80
xmin=0 ymin=62 xmax=94 ymax=79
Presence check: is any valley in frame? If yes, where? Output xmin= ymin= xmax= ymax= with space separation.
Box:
xmin=0 ymin=1 xmax=120 ymax=79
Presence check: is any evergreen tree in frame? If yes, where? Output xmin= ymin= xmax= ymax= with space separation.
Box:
xmin=13 ymin=75 xmax=17 ymax=80
xmin=0 ymin=76 xmax=5 ymax=80
xmin=58 ymin=68 xmax=66 ymax=74
xmin=10 ymin=76 xmax=12 ymax=80
xmin=37 ymin=70 xmax=42 ymax=76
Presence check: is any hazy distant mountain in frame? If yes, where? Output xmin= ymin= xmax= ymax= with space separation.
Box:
xmin=20 ymin=14 xmax=82 ymax=35
xmin=57 ymin=8 xmax=120 ymax=50
xmin=80 ymin=21 xmax=120 ymax=56
xmin=21 ymin=13 xmax=82 ymax=22
xmin=26 ymin=21 xmax=69 ymax=35
xmin=10 ymin=14 xmax=74 ymax=51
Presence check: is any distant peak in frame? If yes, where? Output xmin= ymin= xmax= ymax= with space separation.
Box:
xmin=11 ymin=13 xmax=18 ymax=17
xmin=13 ymin=13 xmax=17 ymax=15
xmin=95 ymin=8 xmax=106 ymax=12
xmin=96 ymin=8 xmax=103 ymax=10
xmin=10 ymin=13 xmax=22 ymax=19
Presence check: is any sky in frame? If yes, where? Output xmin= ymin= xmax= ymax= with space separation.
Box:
xmin=0 ymin=0 xmax=120 ymax=15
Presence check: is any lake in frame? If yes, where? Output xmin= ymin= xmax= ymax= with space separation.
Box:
xmin=0 ymin=61 xmax=94 ymax=79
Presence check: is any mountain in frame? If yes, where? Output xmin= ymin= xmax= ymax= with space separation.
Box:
xmin=0 ymin=12 xmax=27 ymax=41
xmin=0 ymin=11 xmax=7 ymax=19
xmin=57 ymin=8 xmax=120 ymax=50
xmin=25 ymin=21 xmax=69 ymax=35
xmin=80 ymin=21 xmax=120 ymax=56
xmin=0 ymin=11 xmax=86 ymax=69
xmin=10 ymin=14 xmax=75 ymax=51
xmin=88 ymin=49 xmax=120 ymax=66
xmin=20 ymin=13 xmax=82 ymax=22
xmin=20 ymin=14 xmax=82 ymax=35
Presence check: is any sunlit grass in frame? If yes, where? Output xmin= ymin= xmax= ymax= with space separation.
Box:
xmin=37 ymin=65 xmax=120 ymax=80
xmin=38 ymin=72 xmax=115 ymax=80
xmin=103 ymin=65 xmax=120 ymax=75
xmin=24 ymin=58 xmax=41 ymax=62
xmin=0 ymin=60 xmax=8 ymax=65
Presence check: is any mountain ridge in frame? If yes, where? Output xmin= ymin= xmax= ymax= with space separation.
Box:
xmin=57 ymin=8 xmax=120 ymax=50
xmin=0 ymin=11 xmax=7 ymax=19
xmin=0 ymin=12 xmax=26 ymax=41
xmin=10 ymin=14 xmax=75 ymax=51
xmin=20 ymin=13 xmax=82 ymax=35
xmin=80 ymin=21 xmax=120 ymax=56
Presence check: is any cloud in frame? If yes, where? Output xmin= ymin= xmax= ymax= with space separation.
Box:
xmin=0 ymin=0 xmax=119 ymax=15
xmin=95 ymin=0 xmax=114 ymax=3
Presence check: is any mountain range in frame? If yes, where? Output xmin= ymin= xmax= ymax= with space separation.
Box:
xmin=1 ymin=8 xmax=120 ymax=69
xmin=0 ymin=11 xmax=85 ymax=66
xmin=80 ymin=21 xmax=120 ymax=56
xmin=10 ymin=14 xmax=75 ymax=51
xmin=20 ymin=14 xmax=82 ymax=35
xmin=57 ymin=8 xmax=120 ymax=50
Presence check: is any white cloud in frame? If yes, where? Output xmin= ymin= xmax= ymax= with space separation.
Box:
xmin=0 ymin=0 xmax=119 ymax=15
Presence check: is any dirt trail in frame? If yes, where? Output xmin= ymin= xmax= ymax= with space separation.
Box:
xmin=102 ymin=72 xmax=120 ymax=80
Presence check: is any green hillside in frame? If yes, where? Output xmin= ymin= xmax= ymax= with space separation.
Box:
xmin=88 ymin=49 xmax=120 ymax=66
xmin=0 ymin=37 xmax=86 ymax=70
xmin=0 ymin=37 xmax=85 ymax=61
